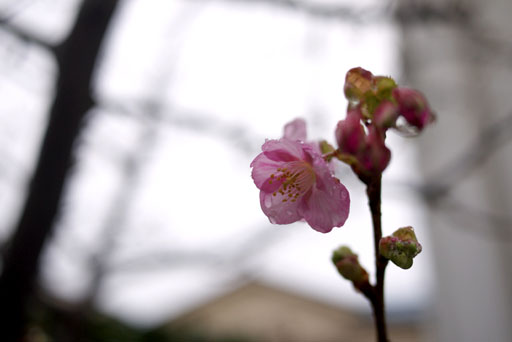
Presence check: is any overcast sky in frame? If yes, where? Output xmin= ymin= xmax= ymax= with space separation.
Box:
xmin=0 ymin=0 xmax=434 ymax=327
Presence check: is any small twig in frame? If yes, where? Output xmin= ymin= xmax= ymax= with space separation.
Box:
xmin=102 ymin=99 xmax=264 ymax=155
xmin=394 ymin=1 xmax=469 ymax=26
xmin=0 ymin=0 xmax=49 ymax=49
xmin=0 ymin=0 xmax=37 ymax=23
xmin=0 ymin=21 xmax=55 ymax=51
xmin=420 ymin=112 xmax=512 ymax=202
xmin=436 ymin=195 xmax=512 ymax=242
xmin=196 ymin=0 xmax=468 ymax=25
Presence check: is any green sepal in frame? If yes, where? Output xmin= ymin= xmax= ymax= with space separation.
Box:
xmin=379 ymin=226 xmax=422 ymax=269
xmin=374 ymin=76 xmax=397 ymax=100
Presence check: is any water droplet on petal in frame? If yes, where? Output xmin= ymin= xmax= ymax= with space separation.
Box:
xmin=264 ymin=195 xmax=272 ymax=208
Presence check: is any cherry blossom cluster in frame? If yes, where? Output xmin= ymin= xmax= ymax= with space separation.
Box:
xmin=250 ymin=67 xmax=434 ymax=341
xmin=250 ymin=67 xmax=434 ymax=234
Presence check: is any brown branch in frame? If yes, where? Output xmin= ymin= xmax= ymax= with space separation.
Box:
xmin=211 ymin=0 xmax=512 ymax=67
xmin=436 ymin=195 xmax=512 ymax=242
xmin=366 ymin=175 xmax=389 ymax=342
xmin=102 ymin=99 xmax=264 ymax=155
xmin=0 ymin=1 xmax=120 ymax=339
xmin=394 ymin=1 xmax=469 ymax=26
xmin=195 ymin=0 xmax=467 ymax=24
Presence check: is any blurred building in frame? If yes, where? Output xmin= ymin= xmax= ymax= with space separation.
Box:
xmin=166 ymin=281 xmax=422 ymax=342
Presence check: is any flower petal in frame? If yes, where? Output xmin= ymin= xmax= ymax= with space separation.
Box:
xmin=260 ymin=190 xmax=302 ymax=225
xmin=250 ymin=152 xmax=284 ymax=190
xmin=301 ymin=155 xmax=350 ymax=233
xmin=283 ymin=118 xmax=307 ymax=141
xmin=262 ymin=138 xmax=306 ymax=162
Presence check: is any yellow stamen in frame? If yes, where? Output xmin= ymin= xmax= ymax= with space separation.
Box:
xmin=272 ymin=161 xmax=315 ymax=203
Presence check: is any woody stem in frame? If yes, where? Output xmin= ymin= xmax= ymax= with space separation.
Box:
xmin=367 ymin=174 xmax=389 ymax=342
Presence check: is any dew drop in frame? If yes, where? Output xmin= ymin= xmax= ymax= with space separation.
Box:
xmin=264 ymin=195 xmax=272 ymax=208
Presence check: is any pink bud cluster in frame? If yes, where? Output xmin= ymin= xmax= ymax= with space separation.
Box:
xmin=335 ymin=67 xmax=435 ymax=175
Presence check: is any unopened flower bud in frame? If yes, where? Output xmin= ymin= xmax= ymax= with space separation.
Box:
xmin=379 ymin=226 xmax=422 ymax=269
xmin=374 ymin=76 xmax=397 ymax=98
xmin=344 ymin=67 xmax=374 ymax=103
xmin=359 ymin=127 xmax=390 ymax=173
xmin=332 ymin=246 xmax=369 ymax=285
xmin=360 ymin=93 xmax=380 ymax=119
xmin=374 ymin=100 xmax=399 ymax=129
xmin=335 ymin=110 xmax=367 ymax=155
xmin=392 ymin=87 xmax=435 ymax=130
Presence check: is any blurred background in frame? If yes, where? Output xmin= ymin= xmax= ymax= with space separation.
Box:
xmin=0 ymin=0 xmax=511 ymax=341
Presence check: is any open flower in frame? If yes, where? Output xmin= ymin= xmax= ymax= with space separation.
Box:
xmin=251 ymin=120 xmax=350 ymax=233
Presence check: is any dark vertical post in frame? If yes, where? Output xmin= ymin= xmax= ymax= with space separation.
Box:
xmin=0 ymin=1 xmax=119 ymax=340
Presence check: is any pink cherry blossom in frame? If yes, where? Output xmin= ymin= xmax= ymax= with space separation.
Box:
xmin=251 ymin=121 xmax=350 ymax=233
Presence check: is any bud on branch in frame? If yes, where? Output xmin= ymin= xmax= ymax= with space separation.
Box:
xmin=332 ymin=246 xmax=369 ymax=289
xmin=379 ymin=227 xmax=422 ymax=269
